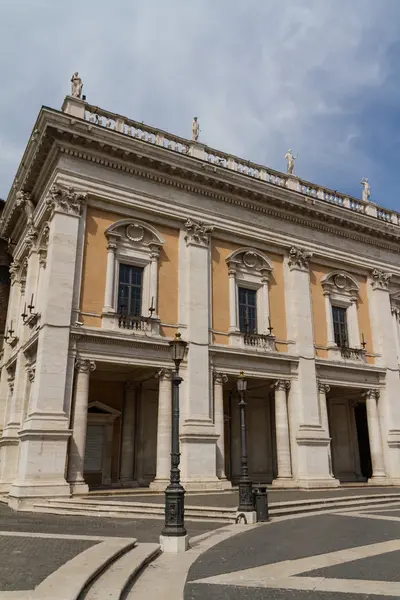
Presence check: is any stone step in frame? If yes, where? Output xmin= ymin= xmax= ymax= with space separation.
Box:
xmin=30 ymin=537 xmax=137 ymax=600
xmin=84 ymin=543 xmax=159 ymax=600
xmin=32 ymin=492 xmax=400 ymax=522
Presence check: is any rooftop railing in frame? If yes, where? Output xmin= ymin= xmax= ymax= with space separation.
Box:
xmin=84 ymin=103 xmax=400 ymax=227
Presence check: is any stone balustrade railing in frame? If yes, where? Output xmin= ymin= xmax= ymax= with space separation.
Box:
xmin=84 ymin=103 xmax=399 ymax=227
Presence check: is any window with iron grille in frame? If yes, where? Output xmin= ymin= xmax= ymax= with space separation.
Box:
xmin=238 ymin=287 xmax=257 ymax=333
xmin=117 ymin=264 xmax=143 ymax=316
xmin=332 ymin=306 xmax=348 ymax=347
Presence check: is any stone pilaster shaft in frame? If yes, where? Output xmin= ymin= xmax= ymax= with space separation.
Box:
xmin=273 ymin=380 xmax=292 ymax=479
xmin=153 ymin=369 xmax=174 ymax=483
xmin=214 ymin=373 xmax=228 ymax=479
xmin=67 ymin=359 xmax=95 ymax=488
xmin=365 ymin=390 xmax=386 ymax=479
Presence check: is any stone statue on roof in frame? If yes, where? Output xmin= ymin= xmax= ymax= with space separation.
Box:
xmin=71 ymin=72 xmax=83 ymax=98
xmin=192 ymin=117 xmax=199 ymax=142
xmin=285 ymin=149 xmax=298 ymax=175
xmin=361 ymin=178 xmax=371 ymax=203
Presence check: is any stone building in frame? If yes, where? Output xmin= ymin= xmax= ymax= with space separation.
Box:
xmin=0 ymin=200 xmax=10 ymax=338
xmin=0 ymin=90 xmax=399 ymax=511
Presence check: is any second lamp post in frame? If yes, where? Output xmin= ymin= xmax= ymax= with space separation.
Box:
xmin=236 ymin=371 xmax=253 ymax=513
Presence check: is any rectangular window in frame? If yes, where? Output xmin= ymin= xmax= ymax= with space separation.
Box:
xmin=238 ymin=287 xmax=257 ymax=333
xmin=117 ymin=264 xmax=143 ymax=316
xmin=332 ymin=306 xmax=348 ymax=347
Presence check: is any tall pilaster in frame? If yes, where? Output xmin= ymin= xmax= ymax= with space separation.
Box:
xmin=150 ymin=369 xmax=173 ymax=490
xmin=68 ymin=359 xmax=95 ymax=494
xmin=9 ymin=185 xmax=87 ymax=508
xmin=180 ymin=218 xmax=219 ymax=489
xmin=369 ymin=269 xmax=400 ymax=482
xmin=120 ymin=381 xmax=138 ymax=486
xmin=272 ymin=380 xmax=293 ymax=485
xmin=317 ymin=382 xmax=336 ymax=479
xmin=287 ymin=247 xmax=335 ymax=488
xmin=364 ymin=389 xmax=386 ymax=482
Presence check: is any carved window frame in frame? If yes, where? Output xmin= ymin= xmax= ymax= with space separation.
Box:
xmin=321 ymin=271 xmax=361 ymax=350
xmin=225 ymin=248 xmax=273 ymax=344
xmin=103 ymin=219 xmax=164 ymax=326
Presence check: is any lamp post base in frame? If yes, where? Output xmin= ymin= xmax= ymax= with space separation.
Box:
xmin=235 ymin=511 xmax=257 ymax=525
xmin=160 ymin=534 xmax=189 ymax=553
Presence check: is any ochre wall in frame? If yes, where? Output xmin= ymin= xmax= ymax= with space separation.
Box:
xmin=310 ymin=264 xmax=374 ymax=363
xmin=80 ymin=207 xmax=179 ymax=334
xmin=211 ymin=239 xmax=288 ymax=350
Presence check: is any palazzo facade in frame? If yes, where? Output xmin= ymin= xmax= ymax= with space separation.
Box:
xmin=0 ymin=91 xmax=400 ymax=509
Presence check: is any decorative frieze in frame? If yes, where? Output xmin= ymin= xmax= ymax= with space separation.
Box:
xmin=46 ymin=185 xmax=87 ymax=219
xmin=288 ymin=246 xmax=312 ymax=271
xmin=371 ymin=269 xmax=392 ymax=291
xmin=184 ymin=218 xmax=214 ymax=247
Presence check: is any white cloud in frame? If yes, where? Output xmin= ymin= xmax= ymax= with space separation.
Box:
xmin=1 ymin=0 xmax=400 ymax=204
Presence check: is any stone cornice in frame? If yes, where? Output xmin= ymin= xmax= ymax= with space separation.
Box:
xmin=70 ymin=327 xmax=171 ymax=351
xmin=3 ymin=107 xmax=400 ymax=255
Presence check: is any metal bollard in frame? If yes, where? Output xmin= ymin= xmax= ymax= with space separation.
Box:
xmin=252 ymin=485 xmax=269 ymax=522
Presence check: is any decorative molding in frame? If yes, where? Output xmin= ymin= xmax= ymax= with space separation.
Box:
xmin=46 ymin=184 xmax=87 ymax=218
xmin=9 ymin=259 xmax=20 ymax=282
xmin=321 ymin=271 xmax=360 ymax=300
xmin=184 ymin=218 xmax=214 ymax=247
xmin=213 ymin=372 xmax=228 ymax=385
xmin=288 ymin=246 xmax=312 ymax=271
xmin=226 ymin=247 xmax=273 ymax=278
xmin=318 ymin=382 xmax=330 ymax=394
xmin=75 ymin=358 xmax=96 ymax=374
xmin=15 ymin=190 xmax=35 ymax=227
xmin=363 ymin=389 xmax=380 ymax=401
xmin=371 ymin=269 xmax=392 ymax=291
xmin=156 ymin=368 xmax=174 ymax=381
xmin=105 ymin=218 xmax=164 ymax=249
xmin=38 ymin=222 xmax=50 ymax=267
xmin=26 ymin=364 xmax=36 ymax=383
xmin=273 ymin=380 xmax=291 ymax=392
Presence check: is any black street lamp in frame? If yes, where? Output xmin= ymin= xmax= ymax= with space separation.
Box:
xmin=162 ymin=333 xmax=188 ymax=540
xmin=236 ymin=371 xmax=253 ymax=512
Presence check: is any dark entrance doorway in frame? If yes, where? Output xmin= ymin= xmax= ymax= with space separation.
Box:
xmin=354 ymin=403 xmax=372 ymax=479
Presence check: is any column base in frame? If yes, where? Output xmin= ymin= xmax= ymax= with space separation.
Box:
xmin=180 ymin=478 xmax=232 ymax=491
xmin=235 ymin=511 xmax=257 ymax=524
xmin=8 ymin=480 xmax=71 ymax=510
xmin=160 ymin=534 xmax=189 ymax=553
xmin=69 ymin=481 xmax=89 ymax=495
xmin=296 ymin=477 xmax=340 ymax=489
xmin=368 ymin=476 xmax=390 ymax=486
xmin=271 ymin=477 xmax=299 ymax=489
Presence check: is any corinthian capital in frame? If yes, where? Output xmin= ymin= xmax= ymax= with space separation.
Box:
xmin=371 ymin=269 xmax=392 ymax=291
xmin=184 ymin=218 xmax=214 ymax=247
xmin=288 ymin=246 xmax=312 ymax=271
xmin=272 ymin=380 xmax=291 ymax=392
xmin=46 ymin=185 xmax=87 ymax=218
xmin=75 ymin=358 xmax=96 ymax=374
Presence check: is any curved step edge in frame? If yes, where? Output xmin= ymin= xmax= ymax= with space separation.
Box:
xmin=85 ymin=543 xmax=160 ymax=600
xmin=30 ymin=537 xmax=137 ymax=600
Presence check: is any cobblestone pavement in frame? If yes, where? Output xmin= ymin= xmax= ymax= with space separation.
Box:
xmin=184 ymin=502 xmax=400 ymax=599
xmin=0 ymin=503 xmax=224 ymax=593
xmin=92 ymin=486 xmax=400 ymax=506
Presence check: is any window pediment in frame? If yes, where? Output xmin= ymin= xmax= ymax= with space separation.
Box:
xmin=105 ymin=219 xmax=165 ymax=252
xmin=226 ymin=248 xmax=273 ymax=279
xmin=321 ymin=271 xmax=360 ymax=300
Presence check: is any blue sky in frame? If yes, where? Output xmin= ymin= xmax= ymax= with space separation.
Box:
xmin=1 ymin=0 xmax=400 ymax=209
